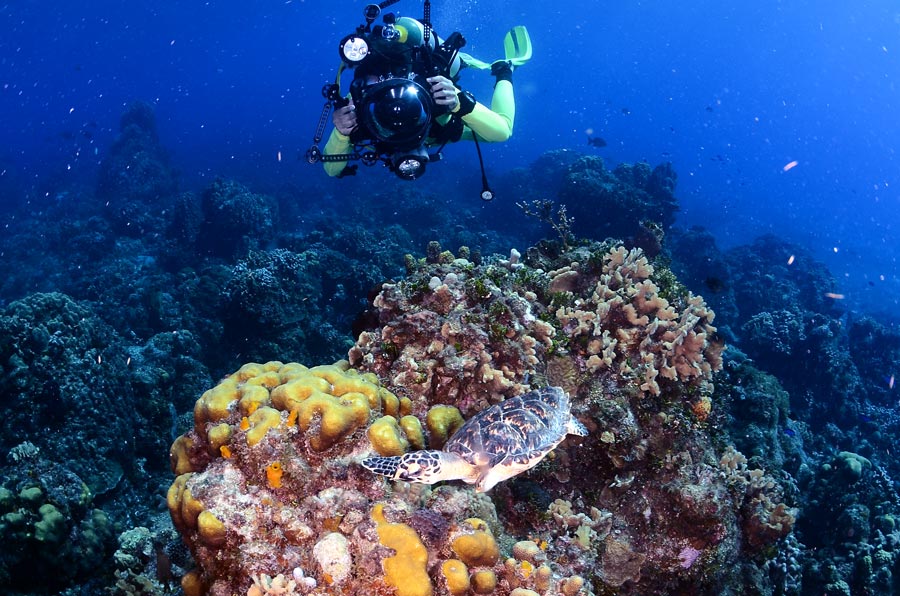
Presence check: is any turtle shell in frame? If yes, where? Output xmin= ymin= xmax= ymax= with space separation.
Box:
xmin=444 ymin=386 xmax=574 ymax=469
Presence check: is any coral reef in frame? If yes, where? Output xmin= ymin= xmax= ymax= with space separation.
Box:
xmin=0 ymin=442 xmax=115 ymax=592
xmin=196 ymin=179 xmax=278 ymax=259
xmin=96 ymin=101 xmax=178 ymax=236
xmin=0 ymin=292 xmax=134 ymax=493
xmin=496 ymin=152 xmax=677 ymax=254
xmin=167 ymin=242 xmax=798 ymax=595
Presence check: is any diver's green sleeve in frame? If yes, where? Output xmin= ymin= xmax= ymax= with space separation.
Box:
xmin=322 ymin=128 xmax=352 ymax=177
xmin=461 ymin=80 xmax=515 ymax=142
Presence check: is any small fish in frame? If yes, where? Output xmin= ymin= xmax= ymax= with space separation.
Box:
xmin=783 ymin=428 xmax=796 ymax=438
xmin=705 ymin=105 xmax=714 ymax=112
xmin=621 ymin=107 xmax=631 ymax=115
xmin=587 ymin=136 xmax=607 ymax=148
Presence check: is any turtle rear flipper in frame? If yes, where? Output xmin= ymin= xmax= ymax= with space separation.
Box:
xmin=567 ymin=418 xmax=589 ymax=437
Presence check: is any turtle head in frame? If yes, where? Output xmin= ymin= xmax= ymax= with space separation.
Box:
xmin=362 ymin=450 xmax=449 ymax=484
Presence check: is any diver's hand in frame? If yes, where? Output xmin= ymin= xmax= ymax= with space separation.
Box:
xmin=333 ymin=100 xmax=357 ymax=136
xmin=427 ymin=76 xmax=460 ymax=112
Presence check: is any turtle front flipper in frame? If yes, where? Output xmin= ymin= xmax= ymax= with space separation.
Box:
xmin=361 ymin=456 xmax=403 ymax=479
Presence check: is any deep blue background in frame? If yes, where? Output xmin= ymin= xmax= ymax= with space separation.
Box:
xmin=2 ymin=0 xmax=898 ymax=314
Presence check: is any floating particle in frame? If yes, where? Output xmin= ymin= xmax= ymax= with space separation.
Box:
xmin=889 ymin=375 xmax=895 ymax=390
xmin=824 ymin=292 xmax=845 ymax=300
xmin=277 ymin=151 xmax=282 ymax=162
xmin=787 ymin=255 xmax=795 ymax=265
xmin=782 ymin=160 xmax=799 ymax=172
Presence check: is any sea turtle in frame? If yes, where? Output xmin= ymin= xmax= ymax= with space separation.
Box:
xmin=361 ymin=386 xmax=588 ymax=493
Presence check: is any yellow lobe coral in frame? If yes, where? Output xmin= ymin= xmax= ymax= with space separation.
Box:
xmin=441 ymin=559 xmax=470 ymax=596
xmin=266 ymin=462 xmax=284 ymax=489
xmin=368 ymin=416 xmax=410 ymax=456
xmin=197 ymin=510 xmax=227 ymax=547
xmin=452 ymin=522 xmax=500 ymax=567
xmin=180 ymin=488 xmax=204 ymax=530
xmin=278 ymin=362 xmax=309 ymax=383
xmin=331 ymin=374 xmax=382 ymax=409
xmin=206 ymin=423 xmax=233 ymax=456
xmin=399 ymin=415 xmax=426 ymax=451
xmin=180 ymin=569 xmax=204 ymax=596
xmin=426 ymin=405 xmax=466 ymax=449
xmin=471 ymin=570 xmax=497 ymax=594
xmin=234 ymin=362 xmax=267 ymax=381
xmin=239 ymin=384 xmax=270 ymax=416
xmin=297 ymin=392 xmax=370 ymax=451
xmin=194 ymin=379 xmax=239 ymax=427
xmin=244 ymin=367 xmax=282 ymax=388
xmin=381 ymin=390 xmax=401 ymax=417
xmin=169 ymin=435 xmax=196 ymax=475
xmin=166 ymin=473 xmax=191 ymax=532
xmin=306 ymin=363 xmax=351 ymax=384
xmin=271 ymin=377 xmax=332 ymax=411
xmin=371 ymin=503 xmax=432 ymax=596
xmin=246 ymin=407 xmax=282 ymax=447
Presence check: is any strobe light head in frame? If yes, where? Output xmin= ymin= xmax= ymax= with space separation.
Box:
xmin=339 ymin=35 xmax=370 ymax=65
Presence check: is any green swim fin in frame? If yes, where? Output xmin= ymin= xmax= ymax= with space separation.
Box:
xmin=503 ymin=25 xmax=531 ymax=67
xmin=458 ymin=25 xmax=532 ymax=70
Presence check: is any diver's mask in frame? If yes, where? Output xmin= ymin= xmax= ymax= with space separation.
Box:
xmin=352 ymin=76 xmax=434 ymax=180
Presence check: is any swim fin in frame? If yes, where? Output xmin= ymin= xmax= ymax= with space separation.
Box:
xmin=503 ymin=25 xmax=531 ymax=67
xmin=458 ymin=25 xmax=532 ymax=70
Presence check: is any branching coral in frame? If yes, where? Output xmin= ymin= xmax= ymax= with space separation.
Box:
xmin=554 ymin=246 xmax=723 ymax=400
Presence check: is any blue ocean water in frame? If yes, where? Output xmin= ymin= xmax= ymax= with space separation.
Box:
xmin=2 ymin=2 xmax=900 ymax=594
xmin=3 ymin=1 xmax=898 ymax=317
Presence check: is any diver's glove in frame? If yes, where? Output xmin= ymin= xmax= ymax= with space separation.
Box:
xmin=455 ymin=90 xmax=477 ymax=117
xmin=491 ymin=60 xmax=514 ymax=85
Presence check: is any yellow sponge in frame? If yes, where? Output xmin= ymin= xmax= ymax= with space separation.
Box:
xmin=180 ymin=569 xmax=205 ymax=596
xmin=372 ymin=503 xmax=432 ymax=596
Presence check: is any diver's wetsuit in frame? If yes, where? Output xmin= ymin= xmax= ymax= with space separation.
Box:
xmin=322 ymin=78 xmax=515 ymax=177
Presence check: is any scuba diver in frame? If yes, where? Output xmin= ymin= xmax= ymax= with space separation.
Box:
xmin=306 ymin=0 xmax=531 ymax=196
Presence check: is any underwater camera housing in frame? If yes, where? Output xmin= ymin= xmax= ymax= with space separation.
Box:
xmin=332 ymin=1 xmax=466 ymax=179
